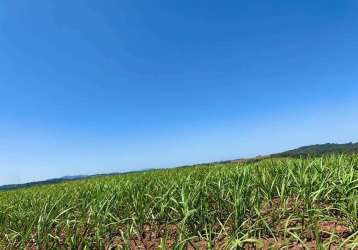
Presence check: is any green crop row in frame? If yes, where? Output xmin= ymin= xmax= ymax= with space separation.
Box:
xmin=0 ymin=155 xmax=357 ymax=249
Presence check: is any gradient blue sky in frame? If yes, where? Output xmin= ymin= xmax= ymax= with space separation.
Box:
xmin=1 ymin=0 xmax=357 ymax=185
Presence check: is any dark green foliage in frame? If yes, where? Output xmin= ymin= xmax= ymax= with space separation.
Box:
xmin=272 ymin=142 xmax=358 ymax=157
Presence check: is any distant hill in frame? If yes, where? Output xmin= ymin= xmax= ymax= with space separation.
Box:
xmin=0 ymin=170 xmax=156 ymax=191
xmin=271 ymin=142 xmax=358 ymax=157
xmin=0 ymin=175 xmax=89 ymax=191
xmin=2 ymin=142 xmax=357 ymax=191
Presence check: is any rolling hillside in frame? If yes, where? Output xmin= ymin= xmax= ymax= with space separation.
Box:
xmin=1 ymin=142 xmax=357 ymax=191
xmin=271 ymin=142 xmax=358 ymax=157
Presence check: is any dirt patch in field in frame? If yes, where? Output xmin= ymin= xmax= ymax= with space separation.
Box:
xmin=107 ymin=220 xmax=353 ymax=250
xmin=319 ymin=221 xmax=351 ymax=238
xmin=110 ymin=224 xmax=229 ymax=249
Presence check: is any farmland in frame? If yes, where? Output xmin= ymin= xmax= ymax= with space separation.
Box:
xmin=0 ymin=155 xmax=358 ymax=249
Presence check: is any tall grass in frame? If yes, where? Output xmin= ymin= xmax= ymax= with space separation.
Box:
xmin=0 ymin=155 xmax=357 ymax=249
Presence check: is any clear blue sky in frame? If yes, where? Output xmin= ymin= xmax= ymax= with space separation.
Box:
xmin=0 ymin=1 xmax=357 ymax=185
